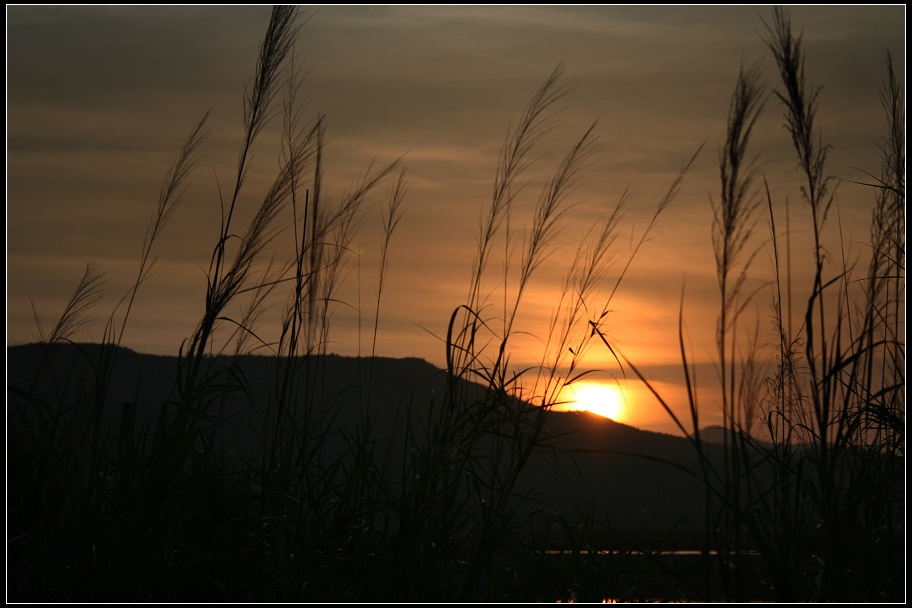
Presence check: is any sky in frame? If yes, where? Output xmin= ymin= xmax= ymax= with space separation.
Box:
xmin=6 ymin=6 xmax=905 ymax=435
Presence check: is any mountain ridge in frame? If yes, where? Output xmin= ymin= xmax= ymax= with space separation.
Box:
xmin=8 ymin=341 xmax=720 ymax=537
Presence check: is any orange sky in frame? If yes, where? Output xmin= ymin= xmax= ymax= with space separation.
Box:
xmin=6 ymin=6 xmax=905 ymax=435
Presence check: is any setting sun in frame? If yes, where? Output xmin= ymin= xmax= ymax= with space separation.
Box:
xmin=563 ymin=382 xmax=626 ymax=421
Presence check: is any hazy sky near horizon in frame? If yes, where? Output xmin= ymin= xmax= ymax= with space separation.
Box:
xmin=7 ymin=6 xmax=904 ymax=434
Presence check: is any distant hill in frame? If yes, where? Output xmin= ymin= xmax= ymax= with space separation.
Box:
xmin=8 ymin=342 xmax=727 ymax=542
xmin=690 ymin=424 xmax=778 ymax=452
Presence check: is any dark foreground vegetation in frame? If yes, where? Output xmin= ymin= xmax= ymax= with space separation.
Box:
xmin=8 ymin=7 xmax=903 ymax=602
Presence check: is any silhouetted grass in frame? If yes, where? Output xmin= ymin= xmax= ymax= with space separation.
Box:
xmin=591 ymin=7 xmax=904 ymax=602
xmin=7 ymin=8 xmax=663 ymax=602
xmin=8 ymin=6 xmax=902 ymax=603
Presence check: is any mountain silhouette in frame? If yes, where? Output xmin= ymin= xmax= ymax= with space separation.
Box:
xmin=8 ymin=342 xmax=726 ymax=543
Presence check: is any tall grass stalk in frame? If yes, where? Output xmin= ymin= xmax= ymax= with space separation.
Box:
xmin=364 ymin=169 xmax=409 ymax=415
xmin=707 ymin=61 xmax=767 ymax=600
xmin=30 ymin=262 xmax=107 ymax=348
xmin=588 ymin=7 xmax=904 ymax=601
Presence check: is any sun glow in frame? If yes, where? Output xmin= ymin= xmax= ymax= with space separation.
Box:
xmin=563 ymin=382 xmax=626 ymax=421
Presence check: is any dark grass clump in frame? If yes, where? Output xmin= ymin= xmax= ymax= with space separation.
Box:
xmin=7 ymin=8 xmax=697 ymax=602
xmin=591 ymin=7 xmax=904 ymax=602
xmin=8 ymin=6 xmax=901 ymax=603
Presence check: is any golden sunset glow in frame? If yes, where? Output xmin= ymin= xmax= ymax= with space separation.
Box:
xmin=7 ymin=6 xmax=902 ymax=442
xmin=562 ymin=382 xmax=626 ymax=421
xmin=6 ymin=7 xmax=904 ymax=602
